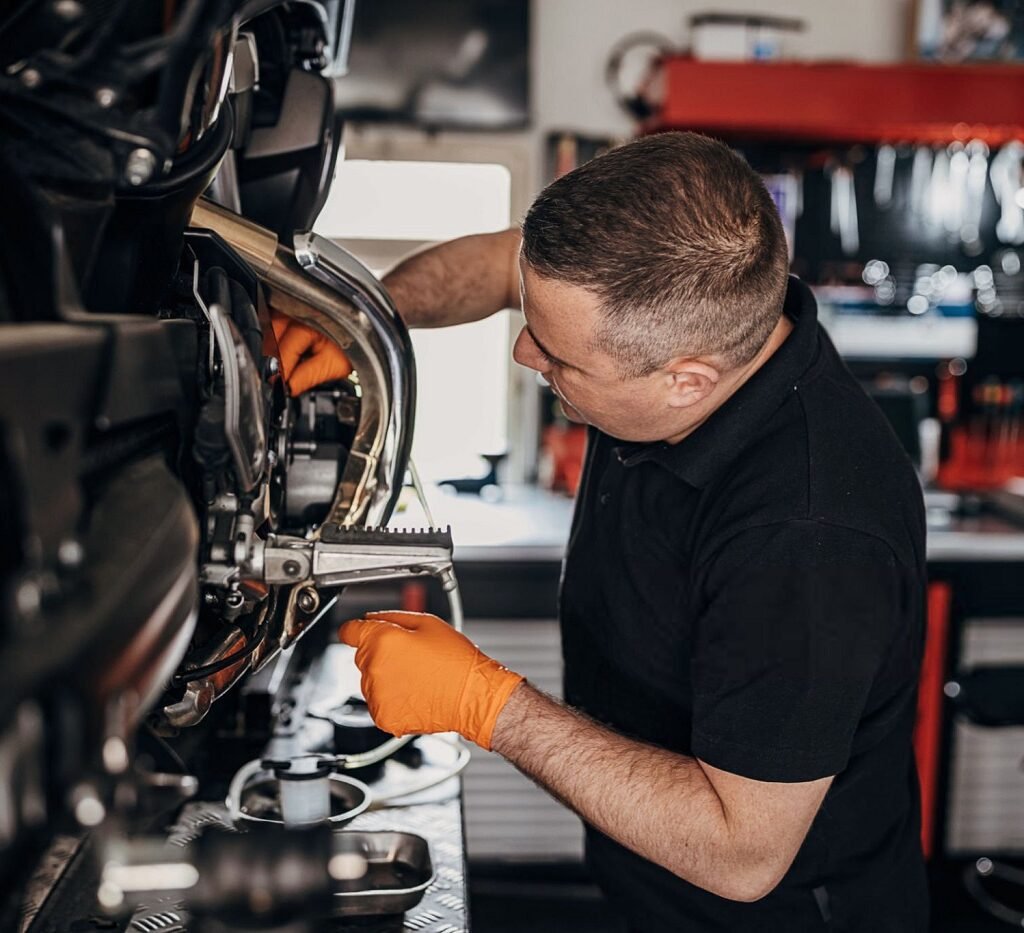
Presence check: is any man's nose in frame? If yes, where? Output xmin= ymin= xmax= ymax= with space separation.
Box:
xmin=513 ymin=327 xmax=548 ymax=374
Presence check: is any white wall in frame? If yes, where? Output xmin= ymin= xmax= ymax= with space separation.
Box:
xmin=532 ymin=0 xmax=912 ymax=139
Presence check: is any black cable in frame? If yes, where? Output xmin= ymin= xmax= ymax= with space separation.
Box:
xmin=171 ymin=585 xmax=278 ymax=686
xmin=170 ymin=620 xmax=267 ymax=686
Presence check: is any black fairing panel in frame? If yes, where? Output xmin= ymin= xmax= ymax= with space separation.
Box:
xmin=237 ymin=68 xmax=341 ymax=240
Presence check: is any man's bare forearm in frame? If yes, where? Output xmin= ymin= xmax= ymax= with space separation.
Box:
xmin=382 ymin=228 xmax=522 ymax=328
xmin=491 ymin=683 xmax=789 ymax=902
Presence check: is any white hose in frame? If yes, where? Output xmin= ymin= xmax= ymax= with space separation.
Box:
xmin=368 ymin=742 xmax=471 ymax=809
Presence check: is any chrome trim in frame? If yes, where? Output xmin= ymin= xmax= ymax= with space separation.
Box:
xmin=292 ymin=231 xmax=415 ymax=528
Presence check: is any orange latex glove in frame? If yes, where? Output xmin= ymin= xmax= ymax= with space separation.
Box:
xmin=338 ymin=611 xmax=525 ymax=750
xmin=269 ymin=311 xmax=353 ymax=395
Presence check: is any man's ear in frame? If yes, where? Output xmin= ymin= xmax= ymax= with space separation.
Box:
xmin=664 ymin=359 xmax=721 ymax=409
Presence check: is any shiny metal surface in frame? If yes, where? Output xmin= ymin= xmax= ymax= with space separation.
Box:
xmin=331 ymin=831 xmax=434 ymax=918
xmin=208 ymin=305 xmax=266 ymax=493
xmin=137 ymin=795 xmax=469 ymax=933
xmin=162 ymin=626 xmax=250 ymax=728
xmin=189 ymin=198 xmax=413 ymax=531
xmin=292 ymin=230 xmax=415 ymax=528
xmin=257 ymin=526 xmax=454 ymax=589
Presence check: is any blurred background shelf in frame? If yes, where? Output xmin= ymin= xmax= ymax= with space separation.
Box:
xmin=648 ymin=58 xmax=1024 ymax=145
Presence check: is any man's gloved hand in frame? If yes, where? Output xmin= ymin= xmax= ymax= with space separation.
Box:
xmin=269 ymin=311 xmax=353 ymax=395
xmin=338 ymin=611 xmax=525 ymax=750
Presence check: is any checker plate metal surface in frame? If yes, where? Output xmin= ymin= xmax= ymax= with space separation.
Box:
xmin=128 ymin=794 xmax=468 ymax=933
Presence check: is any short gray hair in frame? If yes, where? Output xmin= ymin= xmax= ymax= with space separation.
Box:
xmin=521 ymin=132 xmax=790 ymax=377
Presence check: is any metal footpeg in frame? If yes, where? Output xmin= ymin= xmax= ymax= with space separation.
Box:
xmin=260 ymin=526 xmax=454 ymax=589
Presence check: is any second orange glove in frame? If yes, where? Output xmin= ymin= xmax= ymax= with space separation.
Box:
xmin=338 ymin=611 xmax=525 ymax=750
xmin=269 ymin=311 xmax=353 ymax=396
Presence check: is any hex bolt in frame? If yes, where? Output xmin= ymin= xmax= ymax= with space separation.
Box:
xmin=225 ymin=591 xmax=245 ymax=610
xmin=282 ymin=559 xmax=302 ymax=578
xmin=95 ymin=86 xmax=115 ymax=108
xmin=296 ymin=587 xmax=320 ymax=614
xmin=124 ymin=148 xmax=156 ymax=186
xmin=20 ymin=68 xmax=41 ymax=89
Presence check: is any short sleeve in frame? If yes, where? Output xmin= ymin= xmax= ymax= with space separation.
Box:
xmin=690 ymin=519 xmax=903 ymax=783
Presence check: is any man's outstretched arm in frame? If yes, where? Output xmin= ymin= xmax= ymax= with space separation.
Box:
xmin=340 ymin=611 xmax=832 ymax=904
xmin=493 ymin=681 xmax=830 ymax=903
xmin=383 ymin=228 xmax=522 ymax=328
xmin=270 ymin=227 xmax=521 ymax=393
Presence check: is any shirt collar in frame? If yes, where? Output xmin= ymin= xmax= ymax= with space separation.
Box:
xmin=612 ymin=276 xmax=821 ymax=488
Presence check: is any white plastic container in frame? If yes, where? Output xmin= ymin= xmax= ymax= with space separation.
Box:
xmin=690 ymin=13 xmax=804 ymax=62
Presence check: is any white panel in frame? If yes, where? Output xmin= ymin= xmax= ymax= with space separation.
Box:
xmin=408 ymin=316 xmax=510 ymax=481
xmin=946 ymin=618 xmax=1024 ymax=854
xmin=317 ymin=159 xmax=510 ymax=241
xmin=460 ymin=618 xmax=585 ymax=862
xmin=821 ymin=315 xmax=977 ymax=361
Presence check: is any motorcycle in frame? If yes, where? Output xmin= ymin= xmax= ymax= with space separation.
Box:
xmin=0 ymin=1 xmax=457 ymax=926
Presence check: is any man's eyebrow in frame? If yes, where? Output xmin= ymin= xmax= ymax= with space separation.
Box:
xmin=528 ymin=327 xmax=577 ymax=369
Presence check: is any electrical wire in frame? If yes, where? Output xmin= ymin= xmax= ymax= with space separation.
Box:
xmin=170 ymin=620 xmax=268 ymax=686
xmin=171 ymin=587 xmax=277 ymax=686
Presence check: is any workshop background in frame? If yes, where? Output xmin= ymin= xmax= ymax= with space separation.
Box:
xmin=7 ymin=0 xmax=1024 ymax=930
xmin=308 ymin=1 xmax=1024 ymax=931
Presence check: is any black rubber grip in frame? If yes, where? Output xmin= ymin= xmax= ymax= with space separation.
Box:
xmin=319 ymin=523 xmax=453 ymax=551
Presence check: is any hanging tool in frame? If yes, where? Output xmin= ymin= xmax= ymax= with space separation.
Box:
xmin=927 ymin=145 xmax=951 ymax=233
xmin=991 ymin=142 xmax=1024 ymax=245
xmin=829 ymin=162 xmax=860 ymax=256
xmin=873 ymin=144 xmax=897 ymax=209
xmin=945 ymin=142 xmax=969 ymax=239
xmin=963 ymin=140 xmax=990 ymax=251
xmin=910 ymin=145 xmax=933 ymax=220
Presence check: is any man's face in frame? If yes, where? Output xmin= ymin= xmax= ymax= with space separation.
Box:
xmin=512 ymin=259 xmax=678 ymax=443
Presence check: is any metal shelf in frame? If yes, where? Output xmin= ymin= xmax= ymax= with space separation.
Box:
xmin=648 ymin=58 xmax=1024 ymax=146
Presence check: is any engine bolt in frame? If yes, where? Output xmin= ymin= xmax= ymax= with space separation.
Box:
xmin=20 ymin=68 xmax=41 ymax=89
xmin=57 ymin=538 xmax=84 ymax=568
xmin=282 ymin=559 xmax=302 ymax=578
xmin=124 ymin=148 xmax=156 ymax=187
xmin=225 ymin=591 xmax=245 ymax=610
xmin=95 ymin=87 xmax=115 ymax=108
xmin=54 ymin=0 xmax=83 ymax=19
xmin=14 ymin=579 xmax=41 ymax=616
xmin=297 ymin=587 xmax=320 ymax=614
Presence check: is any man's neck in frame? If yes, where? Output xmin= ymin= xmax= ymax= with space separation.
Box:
xmin=665 ymin=314 xmax=795 ymax=445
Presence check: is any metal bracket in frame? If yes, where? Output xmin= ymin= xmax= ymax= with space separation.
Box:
xmin=258 ymin=526 xmax=453 ymax=588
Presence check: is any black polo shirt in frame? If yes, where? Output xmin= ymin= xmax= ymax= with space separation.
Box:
xmin=559 ymin=277 xmax=928 ymax=932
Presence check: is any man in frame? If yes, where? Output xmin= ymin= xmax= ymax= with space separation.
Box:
xmin=282 ymin=132 xmax=928 ymax=931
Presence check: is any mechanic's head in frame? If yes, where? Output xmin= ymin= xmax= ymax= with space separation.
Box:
xmin=514 ymin=131 xmax=790 ymax=444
